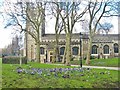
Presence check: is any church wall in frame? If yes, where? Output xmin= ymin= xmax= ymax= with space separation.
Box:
xmin=25 ymin=38 xmax=119 ymax=63
xmin=27 ymin=34 xmax=36 ymax=61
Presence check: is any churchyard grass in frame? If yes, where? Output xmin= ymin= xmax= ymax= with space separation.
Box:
xmin=0 ymin=58 xmax=2 ymax=89
xmin=70 ymin=58 xmax=119 ymax=67
xmin=2 ymin=61 xmax=119 ymax=88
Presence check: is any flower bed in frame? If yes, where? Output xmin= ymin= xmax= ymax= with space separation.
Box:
xmin=2 ymin=62 xmax=119 ymax=88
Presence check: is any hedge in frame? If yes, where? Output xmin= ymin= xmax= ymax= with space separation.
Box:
xmin=2 ymin=56 xmax=27 ymax=64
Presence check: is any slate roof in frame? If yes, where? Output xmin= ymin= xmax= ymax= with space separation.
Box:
xmin=42 ymin=33 xmax=88 ymax=40
xmin=41 ymin=33 xmax=119 ymax=43
xmin=92 ymin=34 xmax=119 ymax=42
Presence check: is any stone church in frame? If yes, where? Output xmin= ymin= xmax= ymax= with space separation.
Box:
xmin=23 ymin=4 xmax=120 ymax=63
xmin=24 ymin=25 xmax=120 ymax=63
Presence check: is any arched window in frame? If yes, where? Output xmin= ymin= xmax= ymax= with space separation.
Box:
xmin=114 ymin=43 xmax=119 ymax=53
xmin=60 ymin=47 xmax=65 ymax=55
xmin=92 ymin=45 xmax=98 ymax=54
xmin=103 ymin=45 xmax=109 ymax=54
xmin=72 ymin=47 xmax=79 ymax=55
xmin=40 ymin=47 xmax=45 ymax=54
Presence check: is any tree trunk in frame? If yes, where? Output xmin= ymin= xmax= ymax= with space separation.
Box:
xmin=36 ymin=42 xmax=40 ymax=63
xmin=25 ymin=32 xmax=28 ymax=62
xmin=65 ymin=33 xmax=71 ymax=66
xmin=53 ymin=33 xmax=59 ymax=63
xmin=52 ymin=47 xmax=56 ymax=63
xmin=53 ymin=47 xmax=59 ymax=62
xmin=55 ymin=34 xmax=59 ymax=62
xmin=62 ymin=46 xmax=66 ymax=63
xmin=86 ymin=36 xmax=92 ymax=65
xmin=56 ymin=46 xmax=59 ymax=62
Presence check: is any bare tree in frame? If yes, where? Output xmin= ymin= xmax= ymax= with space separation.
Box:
xmin=49 ymin=2 xmax=63 ymax=63
xmin=25 ymin=2 xmax=46 ymax=63
xmin=97 ymin=22 xmax=113 ymax=34
xmin=85 ymin=0 xmax=118 ymax=65
xmin=3 ymin=0 xmax=46 ymax=63
xmin=52 ymin=1 xmax=88 ymax=65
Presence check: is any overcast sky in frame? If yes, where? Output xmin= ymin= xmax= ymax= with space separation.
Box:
xmin=0 ymin=0 xmax=119 ymax=48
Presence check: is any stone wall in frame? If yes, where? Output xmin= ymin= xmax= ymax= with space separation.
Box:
xmin=25 ymin=34 xmax=119 ymax=62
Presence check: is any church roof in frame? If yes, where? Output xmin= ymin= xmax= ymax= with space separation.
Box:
xmin=92 ymin=34 xmax=119 ymax=42
xmin=41 ymin=34 xmax=119 ymax=43
xmin=42 ymin=33 xmax=88 ymax=40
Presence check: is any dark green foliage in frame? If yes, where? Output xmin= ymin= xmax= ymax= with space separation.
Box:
xmin=2 ymin=56 xmax=27 ymax=64
xmin=70 ymin=57 xmax=75 ymax=61
xmin=90 ymin=56 xmax=96 ymax=59
xmin=83 ymin=56 xmax=97 ymax=60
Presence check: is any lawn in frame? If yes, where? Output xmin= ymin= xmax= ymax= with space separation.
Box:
xmin=0 ymin=58 xmax=2 ymax=89
xmin=2 ymin=61 xmax=120 ymax=88
xmin=70 ymin=58 xmax=119 ymax=67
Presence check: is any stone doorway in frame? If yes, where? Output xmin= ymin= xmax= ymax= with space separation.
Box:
xmin=48 ymin=50 xmax=53 ymax=62
xmin=50 ymin=56 xmax=53 ymax=62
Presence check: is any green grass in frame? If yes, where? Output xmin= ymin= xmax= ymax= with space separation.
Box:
xmin=2 ymin=61 xmax=120 ymax=88
xmin=70 ymin=58 xmax=119 ymax=67
xmin=0 ymin=58 xmax=2 ymax=89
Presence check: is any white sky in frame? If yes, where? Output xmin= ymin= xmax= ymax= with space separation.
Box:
xmin=45 ymin=15 xmax=118 ymax=34
xmin=0 ymin=17 xmax=14 ymax=48
xmin=0 ymin=15 xmax=118 ymax=48
xmin=0 ymin=0 xmax=119 ymax=48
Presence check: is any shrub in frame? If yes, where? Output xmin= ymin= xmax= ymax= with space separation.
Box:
xmin=83 ymin=57 xmax=86 ymax=60
xmin=2 ymin=56 xmax=27 ymax=64
xmin=70 ymin=57 xmax=75 ymax=61
xmin=90 ymin=56 xmax=96 ymax=59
